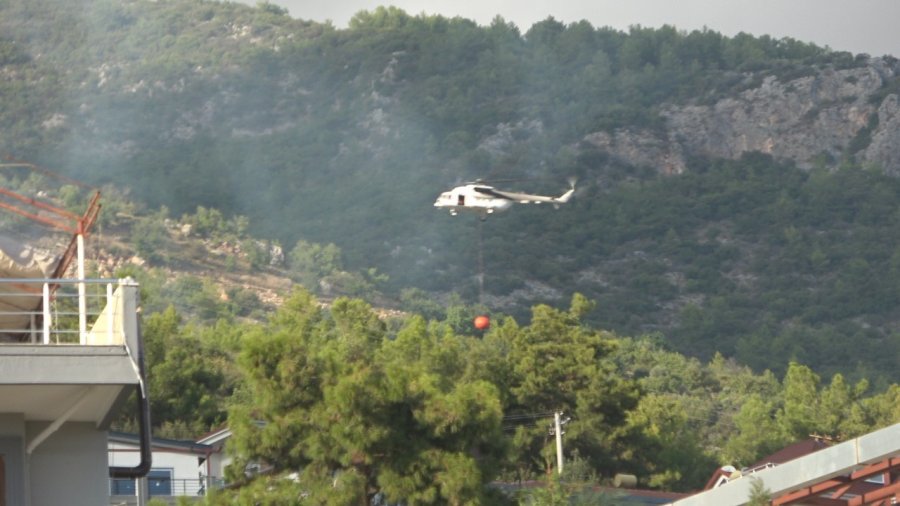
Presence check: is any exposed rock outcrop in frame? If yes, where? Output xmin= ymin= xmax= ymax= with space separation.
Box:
xmin=582 ymin=129 xmax=687 ymax=175
xmin=581 ymin=57 xmax=900 ymax=174
xmin=865 ymin=93 xmax=900 ymax=173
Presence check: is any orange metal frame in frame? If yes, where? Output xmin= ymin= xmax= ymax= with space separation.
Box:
xmin=0 ymin=158 xmax=101 ymax=279
xmin=774 ymin=457 xmax=900 ymax=506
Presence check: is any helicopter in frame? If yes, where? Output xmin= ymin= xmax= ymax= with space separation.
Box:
xmin=434 ymin=179 xmax=575 ymax=219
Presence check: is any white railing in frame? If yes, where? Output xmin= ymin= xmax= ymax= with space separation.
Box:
xmin=0 ymin=277 xmax=138 ymax=345
xmin=109 ymin=477 xmax=227 ymax=497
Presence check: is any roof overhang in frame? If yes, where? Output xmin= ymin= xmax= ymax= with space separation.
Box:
xmin=0 ymin=384 xmax=134 ymax=427
xmin=0 ymin=345 xmax=140 ymax=427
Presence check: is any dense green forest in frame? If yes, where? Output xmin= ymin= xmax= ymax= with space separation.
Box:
xmin=3 ymin=155 xmax=896 ymax=503
xmin=134 ymin=289 xmax=899 ymax=503
xmin=2 ymin=0 xmax=898 ymax=388
xmin=1 ymin=0 xmax=899 ymax=500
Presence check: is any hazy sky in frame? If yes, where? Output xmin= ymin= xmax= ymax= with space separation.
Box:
xmin=245 ymin=0 xmax=899 ymax=57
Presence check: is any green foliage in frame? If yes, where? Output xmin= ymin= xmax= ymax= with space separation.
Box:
xmin=141 ymin=306 xmax=238 ymax=433
xmin=224 ymin=290 xmax=507 ymax=504
xmin=519 ymin=473 xmax=628 ymax=506
xmin=181 ymin=206 xmax=248 ymax=241
xmin=0 ymin=37 xmax=29 ymax=64
xmin=627 ymin=393 xmax=717 ymax=488
xmin=255 ymin=1 xmax=287 ymax=17
xmin=609 ymin=340 xmax=898 ymax=487
xmin=399 ymin=287 xmax=445 ymax=320
xmin=520 ymin=474 xmax=569 ymax=506
xmin=778 ymin=362 xmax=820 ymax=439
xmin=107 ymin=281 xmax=899 ymax=499
xmin=240 ymin=238 xmax=269 ymax=271
xmin=349 ymin=6 xmax=411 ymax=31
xmin=441 ymin=293 xmax=490 ymax=335
xmin=113 ymin=262 xmax=262 ymax=322
xmin=503 ymin=295 xmax=641 ymax=478
xmin=862 ymin=385 xmax=900 ymax=427
xmin=95 ymin=184 xmax=138 ymax=227
xmin=2 ymin=0 xmax=892 ymax=386
xmin=225 ymin=285 xmax=265 ymax=318
xmin=130 ymin=207 xmax=170 ymax=263
xmin=746 ymin=477 xmax=772 ymax=506
xmin=5 ymin=2 xmax=899 ymax=498
xmin=722 ymin=394 xmax=786 ymax=466
xmin=287 ymin=239 xmax=342 ymax=290
xmin=203 ymin=476 xmax=305 ymax=505
xmin=56 ymin=184 xmax=83 ymax=213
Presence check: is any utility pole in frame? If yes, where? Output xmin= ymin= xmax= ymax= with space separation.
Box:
xmin=546 ymin=412 xmax=570 ymax=475
xmin=554 ymin=411 xmax=564 ymax=474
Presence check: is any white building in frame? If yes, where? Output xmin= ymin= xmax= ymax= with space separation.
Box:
xmin=195 ymin=427 xmax=233 ymax=485
xmin=0 ymin=272 xmax=148 ymax=505
xmin=108 ymin=432 xmax=225 ymax=502
xmin=0 ymin=189 xmax=150 ymax=506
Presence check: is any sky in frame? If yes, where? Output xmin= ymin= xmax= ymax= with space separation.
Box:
xmin=244 ymin=0 xmax=900 ymax=57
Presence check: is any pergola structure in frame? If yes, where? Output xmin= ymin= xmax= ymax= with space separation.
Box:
xmin=0 ymin=156 xmax=101 ymax=277
xmin=669 ymin=423 xmax=900 ymax=506
xmin=0 ymin=157 xmax=101 ymax=342
xmin=772 ymin=456 xmax=900 ymax=506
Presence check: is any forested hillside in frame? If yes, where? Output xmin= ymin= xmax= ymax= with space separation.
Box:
xmin=2 ymin=0 xmax=900 ymax=387
xmin=1 ymin=2 xmax=899 ymax=499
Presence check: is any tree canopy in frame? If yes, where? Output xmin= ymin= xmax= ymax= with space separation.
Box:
xmin=132 ymin=289 xmax=898 ymax=503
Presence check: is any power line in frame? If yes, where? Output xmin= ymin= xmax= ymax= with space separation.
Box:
xmin=503 ymin=412 xmax=556 ymax=421
xmin=501 ymin=412 xmax=557 ymax=433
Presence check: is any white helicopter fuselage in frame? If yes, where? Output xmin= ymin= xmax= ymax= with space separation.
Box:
xmin=433 ymin=184 xmax=514 ymax=217
xmin=434 ymin=182 xmax=574 ymax=218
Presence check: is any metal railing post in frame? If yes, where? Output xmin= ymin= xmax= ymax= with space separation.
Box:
xmin=42 ymin=282 xmax=51 ymax=344
xmin=107 ymin=282 xmax=114 ymax=344
xmin=0 ymin=277 xmax=138 ymax=346
xmin=78 ymin=233 xmax=87 ymax=344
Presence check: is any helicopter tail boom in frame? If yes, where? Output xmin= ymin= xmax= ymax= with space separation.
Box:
xmin=555 ymin=187 xmax=575 ymax=204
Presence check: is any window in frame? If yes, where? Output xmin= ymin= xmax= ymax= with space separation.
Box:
xmin=147 ymin=469 xmax=173 ymax=496
xmin=110 ymin=469 xmax=173 ymax=497
xmin=110 ymin=477 xmax=134 ymax=496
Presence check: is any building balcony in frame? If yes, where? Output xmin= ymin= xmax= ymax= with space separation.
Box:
xmin=0 ymin=277 xmax=143 ymax=428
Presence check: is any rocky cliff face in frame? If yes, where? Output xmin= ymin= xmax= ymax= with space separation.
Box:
xmin=582 ymin=57 xmax=900 ymax=174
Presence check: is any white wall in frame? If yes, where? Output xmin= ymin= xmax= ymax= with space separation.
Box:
xmin=26 ymin=422 xmax=109 ymax=506
xmin=109 ymin=440 xmax=203 ymax=477
xmin=109 ymin=440 xmax=209 ymax=496
xmin=195 ymin=430 xmax=232 ymax=484
xmin=207 ymin=451 xmax=231 ymax=484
